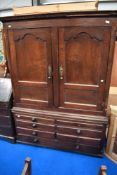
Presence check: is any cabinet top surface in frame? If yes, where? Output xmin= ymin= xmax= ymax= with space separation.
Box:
xmin=1 ymin=11 xmax=117 ymax=22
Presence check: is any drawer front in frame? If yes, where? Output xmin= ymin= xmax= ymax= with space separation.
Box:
xmin=16 ymin=127 xmax=55 ymax=139
xmin=56 ymin=126 xmax=103 ymax=138
xmin=0 ymin=116 xmax=11 ymax=125
xmin=15 ymin=120 xmax=55 ymax=132
xmin=17 ymin=134 xmax=101 ymax=155
xmin=56 ymin=133 xmax=101 ymax=147
xmin=56 ymin=119 xmax=104 ymax=131
xmin=14 ymin=114 xmax=55 ymax=125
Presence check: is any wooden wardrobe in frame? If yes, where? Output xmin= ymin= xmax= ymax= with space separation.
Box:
xmin=1 ymin=11 xmax=116 ymax=156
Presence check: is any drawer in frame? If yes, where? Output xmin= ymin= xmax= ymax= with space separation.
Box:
xmin=56 ymin=133 xmax=101 ymax=147
xmin=17 ymin=134 xmax=101 ymax=155
xmin=0 ymin=116 xmax=11 ymax=125
xmin=74 ymin=143 xmax=101 ymax=155
xmin=56 ymin=119 xmax=104 ymax=131
xmin=14 ymin=114 xmax=55 ymax=125
xmin=15 ymin=120 xmax=55 ymax=132
xmin=0 ymin=125 xmax=13 ymax=136
xmin=56 ymin=126 xmax=103 ymax=138
xmin=16 ymin=127 xmax=55 ymax=139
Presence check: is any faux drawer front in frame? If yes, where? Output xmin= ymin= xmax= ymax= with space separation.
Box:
xmin=56 ymin=119 xmax=104 ymax=131
xmin=56 ymin=133 xmax=101 ymax=147
xmin=15 ymin=120 xmax=55 ymax=132
xmin=14 ymin=114 xmax=55 ymax=125
xmin=0 ymin=116 xmax=11 ymax=125
xmin=57 ymin=126 xmax=103 ymax=138
xmin=16 ymin=127 xmax=55 ymax=139
xmin=17 ymin=134 xmax=101 ymax=155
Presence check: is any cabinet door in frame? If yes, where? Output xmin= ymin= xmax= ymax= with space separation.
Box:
xmin=8 ymin=28 xmax=53 ymax=107
xmin=59 ymin=27 xmax=111 ymax=111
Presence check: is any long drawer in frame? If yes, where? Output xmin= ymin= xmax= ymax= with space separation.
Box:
xmin=17 ymin=134 xmax=101 ymax=155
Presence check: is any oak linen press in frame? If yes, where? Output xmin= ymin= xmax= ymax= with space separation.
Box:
xmin=1 ymin=11 xmax=116 ymax=156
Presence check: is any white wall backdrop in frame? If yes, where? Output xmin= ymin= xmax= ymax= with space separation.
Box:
xmin=0 ymin=0 xmax=32 ymax=16
xmin=0 ymin=0 xmax=32 ymax=10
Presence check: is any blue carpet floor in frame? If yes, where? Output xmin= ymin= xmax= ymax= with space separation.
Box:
xmin=0 ymin=140 xmax=117 ymax=175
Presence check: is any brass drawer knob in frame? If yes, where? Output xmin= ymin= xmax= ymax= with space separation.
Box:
xmin=33 ymin=138 xmax=39 ymax=143
xmin=32 ymin=123 xmax=37 ymax=128
xmin=77 ymin=128 xmax=81 ymax=134
xmin=76 ymin=145 xmax=80 ymax=150
xmin=32 ymin=131 xmax=37 ymax=136
xmin=32 ymin=117 xmax=37 ymax=122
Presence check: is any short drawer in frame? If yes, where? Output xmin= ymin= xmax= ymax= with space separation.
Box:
xmin=56 ymin=119 xmax=104 ymax=131
xmin=17 ymin=134 xmax=73 ymax=147
xmin=74 ymin=144 xmax=101 ymax=155
xmin=56 ymin=126 xmax=103 ymax=138
xmin=15 ymin=120 xmax=55 ymax=132
xmin=56 ymin=133 xmax=101 ymax=147
xmin=16 ymin=127 xmax=55 ymax=139
xmin=14 ymin=114 xmax=55 ymax=125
